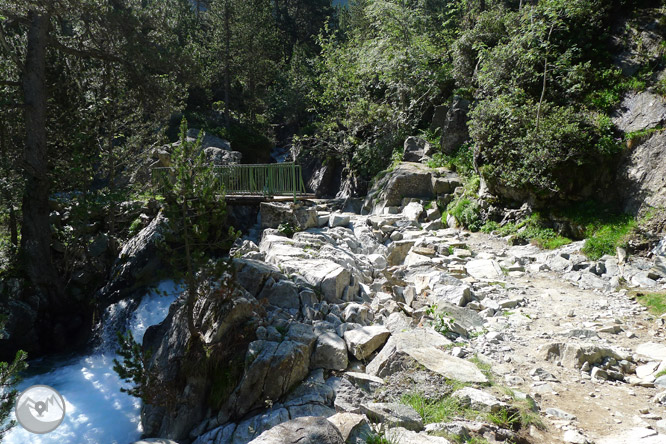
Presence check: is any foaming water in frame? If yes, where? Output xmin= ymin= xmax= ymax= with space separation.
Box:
xmin=4 ymin=280 xmax=181 ymax=444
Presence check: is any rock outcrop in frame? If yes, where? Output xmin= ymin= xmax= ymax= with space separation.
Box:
xmin=132 ymin=160 xmax=666 ymax=444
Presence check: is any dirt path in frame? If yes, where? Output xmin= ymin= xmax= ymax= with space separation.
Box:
xmin=464 ymin=232 xmax=666 ymax=443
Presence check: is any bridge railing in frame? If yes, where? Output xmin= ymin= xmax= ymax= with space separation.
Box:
xmin=152 ymin=163 xmax=307 ymax=199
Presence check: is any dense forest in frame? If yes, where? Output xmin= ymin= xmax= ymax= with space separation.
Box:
xmin=1 ymin=0 xmax=666 ymax=441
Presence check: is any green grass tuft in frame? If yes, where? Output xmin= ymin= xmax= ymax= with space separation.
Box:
xmin=401 ymin=392 xmax=478 ymax=424
xmin=631 ymin=291 xmax=666 ymax=316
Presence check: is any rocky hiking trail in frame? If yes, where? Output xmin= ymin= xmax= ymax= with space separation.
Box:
xmin=139 ymin=190 xmax=666 ymax=444
xmin=460 ymin=234 xmax=666 ymax=444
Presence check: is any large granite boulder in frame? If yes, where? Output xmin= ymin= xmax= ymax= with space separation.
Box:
xmin=366 ymin=328 xmax=487 ymax=383
xmin=440 ymin=96 xmax=471 ymax=155
xmin=260 ymin=202 xmax=318 ymax=230
xmin=97 ymin=213 xmax=167 ymax=304
xmin=248 ymin=417 xmax=344 ymax=444
xmin=612 ymin=91 xmax=666 ymax=134
xmin=364 ymin=163 xmax=435 ymax=213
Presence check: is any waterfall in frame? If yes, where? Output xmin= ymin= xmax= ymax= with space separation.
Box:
xmin=4 ymin=280 xmax=181 ymax=444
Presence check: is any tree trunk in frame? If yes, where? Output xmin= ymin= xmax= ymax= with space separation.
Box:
xmin=21 ymin=11 xmax=63 ymax=304
xmin=224 ymin=0 xmax=231 ymax=130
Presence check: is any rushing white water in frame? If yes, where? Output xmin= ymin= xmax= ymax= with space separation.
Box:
xmin=4 ymin=280 xmax=181 ymax=444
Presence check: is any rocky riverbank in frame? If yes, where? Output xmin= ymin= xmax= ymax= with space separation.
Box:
xmin=129 ymin=172 xmax=666 ymax=444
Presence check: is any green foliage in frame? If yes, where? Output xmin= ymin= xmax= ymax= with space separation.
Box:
xmin=624 ymin=126 xmax=665 ymax=143
xmin=0 ymin=346 xmax=28 ymax=439
xmin=582 ymin=220 xmax=635 ymax=260
xmin=277 ymin=222 xmax=297 ymax=238
xmin=561 ymin=202 xmax=636 ymax=260
xmin=483 ymin=214 xmax=572 ymax=249
xmin=401 ymin=392 xmax=476 ymax=424
xmin=471 ymin=94 xmax=606 ymax=197
xmin=427 ymin=305 xmax=456 ymax=338
xmin=447 ymin=198 xmax=481 ymax=232
xmin=365 ymin=430 xmax=399 ymax=444
xmin=462 ymin=0 xmax=634 ymax=201
xmin=112 ymin=332 xmax=151 ymax=400
xmin=156 ymin=118 xmax=239 ymax=349
xmin=128 ymin=218 xmax=143 ymax=237
xmin=486 ymin=408 xmax=521 ymax=430
xmin=300 ymin=0 xmax=452 ymax=181
xmin=511 ymin=214 xmax=571 ymax=250
xmin=427 ymin=143 xmax=475 ymax=177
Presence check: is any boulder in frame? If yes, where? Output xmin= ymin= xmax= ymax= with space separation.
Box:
xmin=429 ymin=285 xmax=473 ymax=307
xmin=98 ymin=213 xmax=167 ymax=303
xmin=234 ymin=259 xmax=283 ymax=296
xmin=465 ymin=260 xmax=503 ymax=280
xmin=440 ymin=97 xmax=470 ymax=155
xmin=365 ymin=163 xmax=434 ymax=212
xmin=386 ymin=427 xmax=453 ymax=444
xmin=366 ymin=328 xmax=487 ymax=383
xmin=387 ymin=240 xmax=416 ymax=266
xmin=452 ymin=387 xmax=508 ymax=413
xmin=612 ymin=91 xmax=666 ymax=134
xmin=545 ymin=408 xmax=577 ymax=421
xmin=248 ymin=417 xmax=344 ymax=444
xmin=312 ymin=331 xmax=348 ymax=371
xmin=258 ymin=278 xmax=300 ymax=310
xmin=636 ymin=342 xmax=666 ymax=361
xmin=204 ymin=147 xmax=242 ymax=165
xmin=260 ymin=202 xmax=318 ymax=230
xmin=327 ymin=413 xmax=371 ymax=443
xmin=187 ymin=128 xmax=231 ymax=150
xmin=229 ymin=410 xmax=289 ymax=444
xmin=402 ymin=202 xmax=424 ymax=221
xmin=541 ymin=343 xmax=627 ymax=368
xmin=361 ymin=403 xmax=423 ymax=431
xmin=343 ymin=326 xmax=391 ymax=360
xmin=617 ymin=130 xmax=666 ymax=214
xmin=283 ymin=369 xmax=336 ymax=418
xmin=329 ymin=213 xmax=351 ymax=228
xmin=218 ymin=338 xmax=312 ymax=425
xmin=403 ymin=136 xmax=431 ymax=162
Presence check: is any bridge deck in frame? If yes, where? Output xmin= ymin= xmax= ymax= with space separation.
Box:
xmin=152 ymin=162 xmax=309 ymax=201
xmin=225 ymin=194 xmax=317 ymax=204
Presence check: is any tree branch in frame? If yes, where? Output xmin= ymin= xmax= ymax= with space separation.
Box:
xmin=0 ymin=23 xmax=23 ymax=70
xmin=0 ymin=81 xmax=20 ymax=87
xmin=48 ymin=36 xmax=126 ymax=65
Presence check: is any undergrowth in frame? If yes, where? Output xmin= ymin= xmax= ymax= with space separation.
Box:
xmin=427 ymin=142 xmax=475 ymax=177
xmin=481 ymin=214 xmax=571 ymax=250
xmin=561 ymin=202 xmax=636 ymax=260
xmin=445 ymin=175 xmax=482 ymax=231
xmin=481 ymin=202 xmax=639 ymax=259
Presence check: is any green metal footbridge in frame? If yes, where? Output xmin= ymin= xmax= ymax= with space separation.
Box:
xmin=152 ymin=163 xmax=309 ymax=201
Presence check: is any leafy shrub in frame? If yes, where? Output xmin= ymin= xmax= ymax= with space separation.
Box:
xmin=427 ymin=143 xmax=475 ymax=177
xmin=128 ymin=218 xmax=143 ymax=237
xmin=447 ymin=198 xmax=481 ymax=232
xmin=471 ymin=94 xmax=609 ymax=199
xmin=277 ymin=222 xmax=297 ymax=238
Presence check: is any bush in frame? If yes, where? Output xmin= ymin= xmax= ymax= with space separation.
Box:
xmin=470 ymin=93 xmax=616 ymax=200
xmin=447 ymin=198 xmax=481 ymax=231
